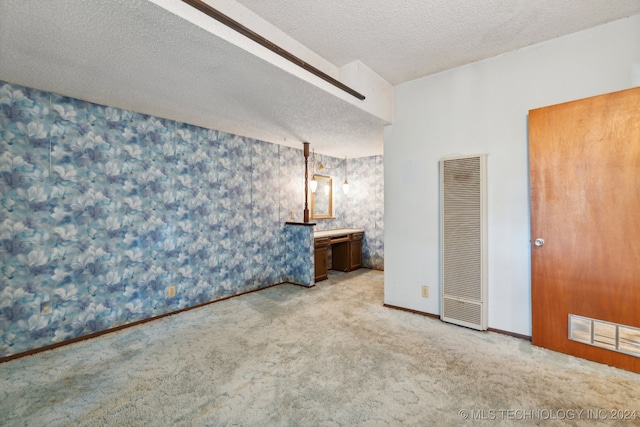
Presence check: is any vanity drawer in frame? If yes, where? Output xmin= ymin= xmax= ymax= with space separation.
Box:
xmin=314 ymin=237 xmax=330 ymax=248
xmin=350 ymin=232 xmax=364 ymax=241
xmin=329 ymin=235 xmax=349 ymax=244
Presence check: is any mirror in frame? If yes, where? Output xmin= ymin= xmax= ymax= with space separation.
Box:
xmin=311 ymin=175 xmax=333 ymax=219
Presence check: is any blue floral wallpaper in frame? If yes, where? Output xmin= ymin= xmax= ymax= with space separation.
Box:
xmin=0 ymin=81 xmax=383 ymax=358
xmin=283 ymin=224 xmax=315 ymax=286
xmin=311 ymin=154 xmax=384 ymax=270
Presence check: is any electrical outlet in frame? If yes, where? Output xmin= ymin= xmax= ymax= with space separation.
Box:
xmin=421 ymin=286 xmax=429 ymax=298
xmin=167 ymin=286 xmax=176 ymax=298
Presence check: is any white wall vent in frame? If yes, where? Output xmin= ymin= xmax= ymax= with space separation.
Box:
xmin=440 ymin=154 xmax=487 ymax=330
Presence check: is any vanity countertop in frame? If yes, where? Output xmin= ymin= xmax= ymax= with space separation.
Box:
xmin=314 ymin=228 xmax=364 ymax=239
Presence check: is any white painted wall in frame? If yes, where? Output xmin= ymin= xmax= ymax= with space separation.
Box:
xmin=384 ymin=14 xmax=640 ymax=336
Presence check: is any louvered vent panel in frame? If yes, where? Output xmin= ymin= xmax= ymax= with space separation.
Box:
xmin=442 ymin=157 xmax=481 ymax=300
xmin=443 ymin=298 xmax=482 ymax=327
xmin=569 ymin=314 xmax=640 ymax=358
xmin=440 ymin=155 xmax=487 ymax=330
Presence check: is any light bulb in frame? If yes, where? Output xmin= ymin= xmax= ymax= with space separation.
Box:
xmin=343 ymin=180 xmax=349 ymax=194
xmin=310 ymin=179 xmax=317 ymax=193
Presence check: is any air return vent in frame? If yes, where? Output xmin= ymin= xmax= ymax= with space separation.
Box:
xmin=569 ymin=314 xmax=640 ymax=358
xmin=440 ymin=154 xmax=487 ymax=330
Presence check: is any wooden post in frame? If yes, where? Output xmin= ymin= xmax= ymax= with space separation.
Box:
xmin=303 ymin=142 xmax=310 ymax=223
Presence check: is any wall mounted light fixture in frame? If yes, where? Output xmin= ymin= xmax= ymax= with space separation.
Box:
xmin=310 ymin=149 xmax=318 ymax=193
xmin=343 ymin=157 xmax=349 ymax=194
xmin=309 ymin=150 xmax=350 ymax=195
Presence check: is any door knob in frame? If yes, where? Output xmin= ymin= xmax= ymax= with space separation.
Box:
xmin=534 ymin=238 xmax=545 ymax=247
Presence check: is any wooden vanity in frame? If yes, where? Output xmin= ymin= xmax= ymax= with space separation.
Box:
xmin=314 ymin=228 xmax=364 ymax=282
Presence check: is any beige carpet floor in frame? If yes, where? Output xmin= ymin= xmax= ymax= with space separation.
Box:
xmin=1 ymin=269 xmax=639 ymax=426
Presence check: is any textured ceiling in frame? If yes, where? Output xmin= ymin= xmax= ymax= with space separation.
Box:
xmin=0 ymin=0 xmax=386 ymax=157
xmin=236 ymin=0 xmax=640 ymax=85
xmin=1 ymin=1 xmax=639 ymax=158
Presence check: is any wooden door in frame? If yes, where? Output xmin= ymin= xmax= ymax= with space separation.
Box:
xmin=529 ymin=87 xmax=640 ymax=373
